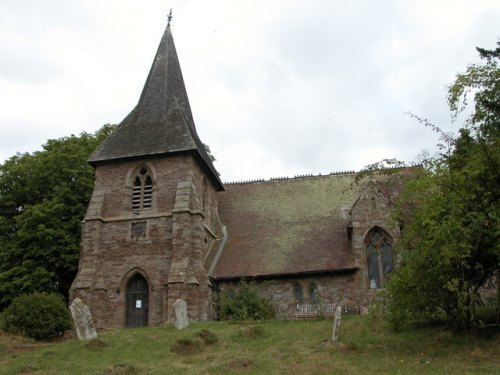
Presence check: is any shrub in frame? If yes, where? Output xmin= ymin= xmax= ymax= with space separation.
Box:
xmin=217 ymin=279 xmax=275 ymax=321
xmin=0 ymin=293 xmax=71 ymax=340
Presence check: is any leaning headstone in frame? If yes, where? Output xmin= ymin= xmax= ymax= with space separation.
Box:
xmin=331 ymin=305 xmax=342 ymax=342
xmin=69 ymin=298 xmax=98 ymax=341
xmin=174 ymin=299 xmax=189 ymax=330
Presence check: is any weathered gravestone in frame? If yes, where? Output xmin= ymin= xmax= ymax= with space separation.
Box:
xmin=70 ymin=298 xmax=98 ymax=341
xmin=174 ymin=299 xmax=189 ymax=330
xmin=331 ymin=305 xmax=342 ymax=342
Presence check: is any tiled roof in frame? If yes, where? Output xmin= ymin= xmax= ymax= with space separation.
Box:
xmin=89 ymin=25 xmax=223 ymax=190
xmin=212 ymin=174 xmax=363 ymax=279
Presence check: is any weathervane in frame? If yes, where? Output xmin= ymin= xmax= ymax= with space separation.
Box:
xmin=167 ymin=8 xmax=173 ymax=27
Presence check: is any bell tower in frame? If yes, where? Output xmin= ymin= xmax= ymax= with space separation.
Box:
xmin=70 ymin=18 xmax=225 ymax=328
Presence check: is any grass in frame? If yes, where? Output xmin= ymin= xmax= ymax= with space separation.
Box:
xmin=0 ymin=316 xmax=499 ymax=374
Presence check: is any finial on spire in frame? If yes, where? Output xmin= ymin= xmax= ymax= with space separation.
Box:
xmin=167 ymin=8 xmax=173 ymax=27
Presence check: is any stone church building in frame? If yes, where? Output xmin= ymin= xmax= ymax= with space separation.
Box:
xmin=70 ymin=23 xmax=410 ymax=328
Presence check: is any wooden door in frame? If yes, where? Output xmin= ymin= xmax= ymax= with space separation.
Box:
xmin=125 ymin=274 xmax=149 ymax=327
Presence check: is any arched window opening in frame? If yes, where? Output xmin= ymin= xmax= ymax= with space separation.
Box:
xmin=293 ymin=284 xmax=304 ymax=305
xmin=366 ymin=228 xmax=393 ymax=289
xmin=131 ymin=167 xmax=153 ymax=211
xmin=309 ymin=283 xmax=318 ymax=305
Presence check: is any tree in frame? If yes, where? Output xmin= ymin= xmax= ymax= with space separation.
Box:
xmin=202 ymin=143 xmax=216 ymax=163
xmin=0 ymin=124 xmax=115 ymax=310
xmin=387 ymin=43 xmax=499 ymax=331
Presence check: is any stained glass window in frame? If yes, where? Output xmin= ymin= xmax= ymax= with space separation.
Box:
xmin=366 ymin=228 xmax=393 ymax=288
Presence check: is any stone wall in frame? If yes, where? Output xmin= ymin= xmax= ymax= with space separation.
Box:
xmin=214 ymin=272 xmax=375 ymax=319
xmin=213 ymin=171 xmax=412 ymax=319
xmin=70 ymin=153 xmax=223 ymax=329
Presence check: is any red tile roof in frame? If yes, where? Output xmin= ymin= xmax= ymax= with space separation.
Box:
xmin=212 ymin=174 xmax=362 ymax=279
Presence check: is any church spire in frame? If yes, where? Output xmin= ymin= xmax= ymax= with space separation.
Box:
xmin=89 ymin=18 xmax=223 ymax=190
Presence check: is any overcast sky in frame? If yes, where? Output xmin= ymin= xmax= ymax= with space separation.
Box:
xmin=1 ymin=0 xmax=498 ymax=182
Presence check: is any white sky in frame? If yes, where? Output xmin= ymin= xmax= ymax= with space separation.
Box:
xmin=0 ymin=0 xmax=498 ymax=182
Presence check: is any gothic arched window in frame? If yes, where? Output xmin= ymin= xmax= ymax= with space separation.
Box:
xmin=132 ymin=167 xmax=153 ymax=211
xmin=309 ymin=283 xmax=318 ymax=305
xmin=366 ymin=228 xmax=393 ymax=289
xmin=293 ymin=284 xmax=304 ymax=305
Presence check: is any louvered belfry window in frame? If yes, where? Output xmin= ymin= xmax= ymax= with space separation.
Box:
xmin=132 ymin=167 xmax=153 ymax=211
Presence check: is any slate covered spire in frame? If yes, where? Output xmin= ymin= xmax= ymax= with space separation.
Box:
xmin=89 ymin=22 xmax=223 ymax=190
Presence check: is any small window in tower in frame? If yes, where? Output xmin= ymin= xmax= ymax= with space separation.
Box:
xmin=131 ymin=166 xmax=153 ymax=211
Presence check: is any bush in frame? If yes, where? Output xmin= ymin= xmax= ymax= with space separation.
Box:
xmin=0 ymin=293 xmax=71 ymax=340
xmin=217 ymin=279 xmax=275 ymax=321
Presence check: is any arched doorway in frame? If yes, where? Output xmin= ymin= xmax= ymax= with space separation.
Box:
xmin=125 ymin=273 xmax=149 ymax=327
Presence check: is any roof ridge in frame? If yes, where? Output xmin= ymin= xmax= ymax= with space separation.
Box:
xmin=224 ymin=170 xmax=358 ymax=185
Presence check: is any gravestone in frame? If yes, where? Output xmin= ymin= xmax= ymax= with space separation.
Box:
xmin=331 ymin=305 xmax=342 ymax=342
xmin=70 ymin=298 xmax=98 ymax=341
xmin=174 ymin=299 xmax=189 ymax=330
xmin=339 ymin=298 xmax=360 ymax=315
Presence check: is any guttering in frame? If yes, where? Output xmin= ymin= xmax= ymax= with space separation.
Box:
xmin=210 ymin=266 xmax=359 ymax=282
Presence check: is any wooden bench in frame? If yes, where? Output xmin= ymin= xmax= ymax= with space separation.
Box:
xmin=295 ymin=304 xmax=336 ymax=319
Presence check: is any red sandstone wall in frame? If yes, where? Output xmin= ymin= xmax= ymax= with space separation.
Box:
xmin=71 ymin=153 xmax=223 ymax=328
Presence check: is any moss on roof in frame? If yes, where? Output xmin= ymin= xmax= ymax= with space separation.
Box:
xmin=214 ymin=174 xmax=363 ymax=278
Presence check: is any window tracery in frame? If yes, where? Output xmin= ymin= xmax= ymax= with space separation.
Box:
xmin=366 ymin=228 xmax=393 ymax=289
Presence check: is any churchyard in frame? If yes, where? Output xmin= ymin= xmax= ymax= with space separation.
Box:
xmin=1 ymin=315 xmax=499 ymax=374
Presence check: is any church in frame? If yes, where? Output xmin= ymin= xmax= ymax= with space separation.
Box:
xmin=70 ymin=21 xmax=410 ymax=328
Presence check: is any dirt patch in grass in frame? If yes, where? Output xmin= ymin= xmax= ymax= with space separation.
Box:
xmin=239 ymin=326 xmax=265 ymax=339
xmin=86 ymin=339 xmax=107 ymax=349
xmin=170 ymin=338 xmax=203 ymax=355
xmin=104 ymin=364 xmax=140 ymax=374
xmin=335 ymin=341 xmax=359 ymax=352
xmin=228 ymin=358 xmax=253 ymax=369
xmin=17 ymin=365 xmax=38 ymax=373
xmin=198 ymin=329 xmax=218 ymax=346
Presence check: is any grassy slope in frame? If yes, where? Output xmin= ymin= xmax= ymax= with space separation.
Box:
xmin=1 ymin=316 xmax=499 ymax=375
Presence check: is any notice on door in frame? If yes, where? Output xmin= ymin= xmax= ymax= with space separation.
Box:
xmin=136 ymin=300 xmax=142 ymax=308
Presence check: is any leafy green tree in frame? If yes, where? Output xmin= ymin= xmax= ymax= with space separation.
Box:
xmin=202 ymin=143 xmax=216 ymax=163
xmin=0 ymin=124 xmax=115 ymax=310
xmin=387 ymin=43 xmax=499 ymax=331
